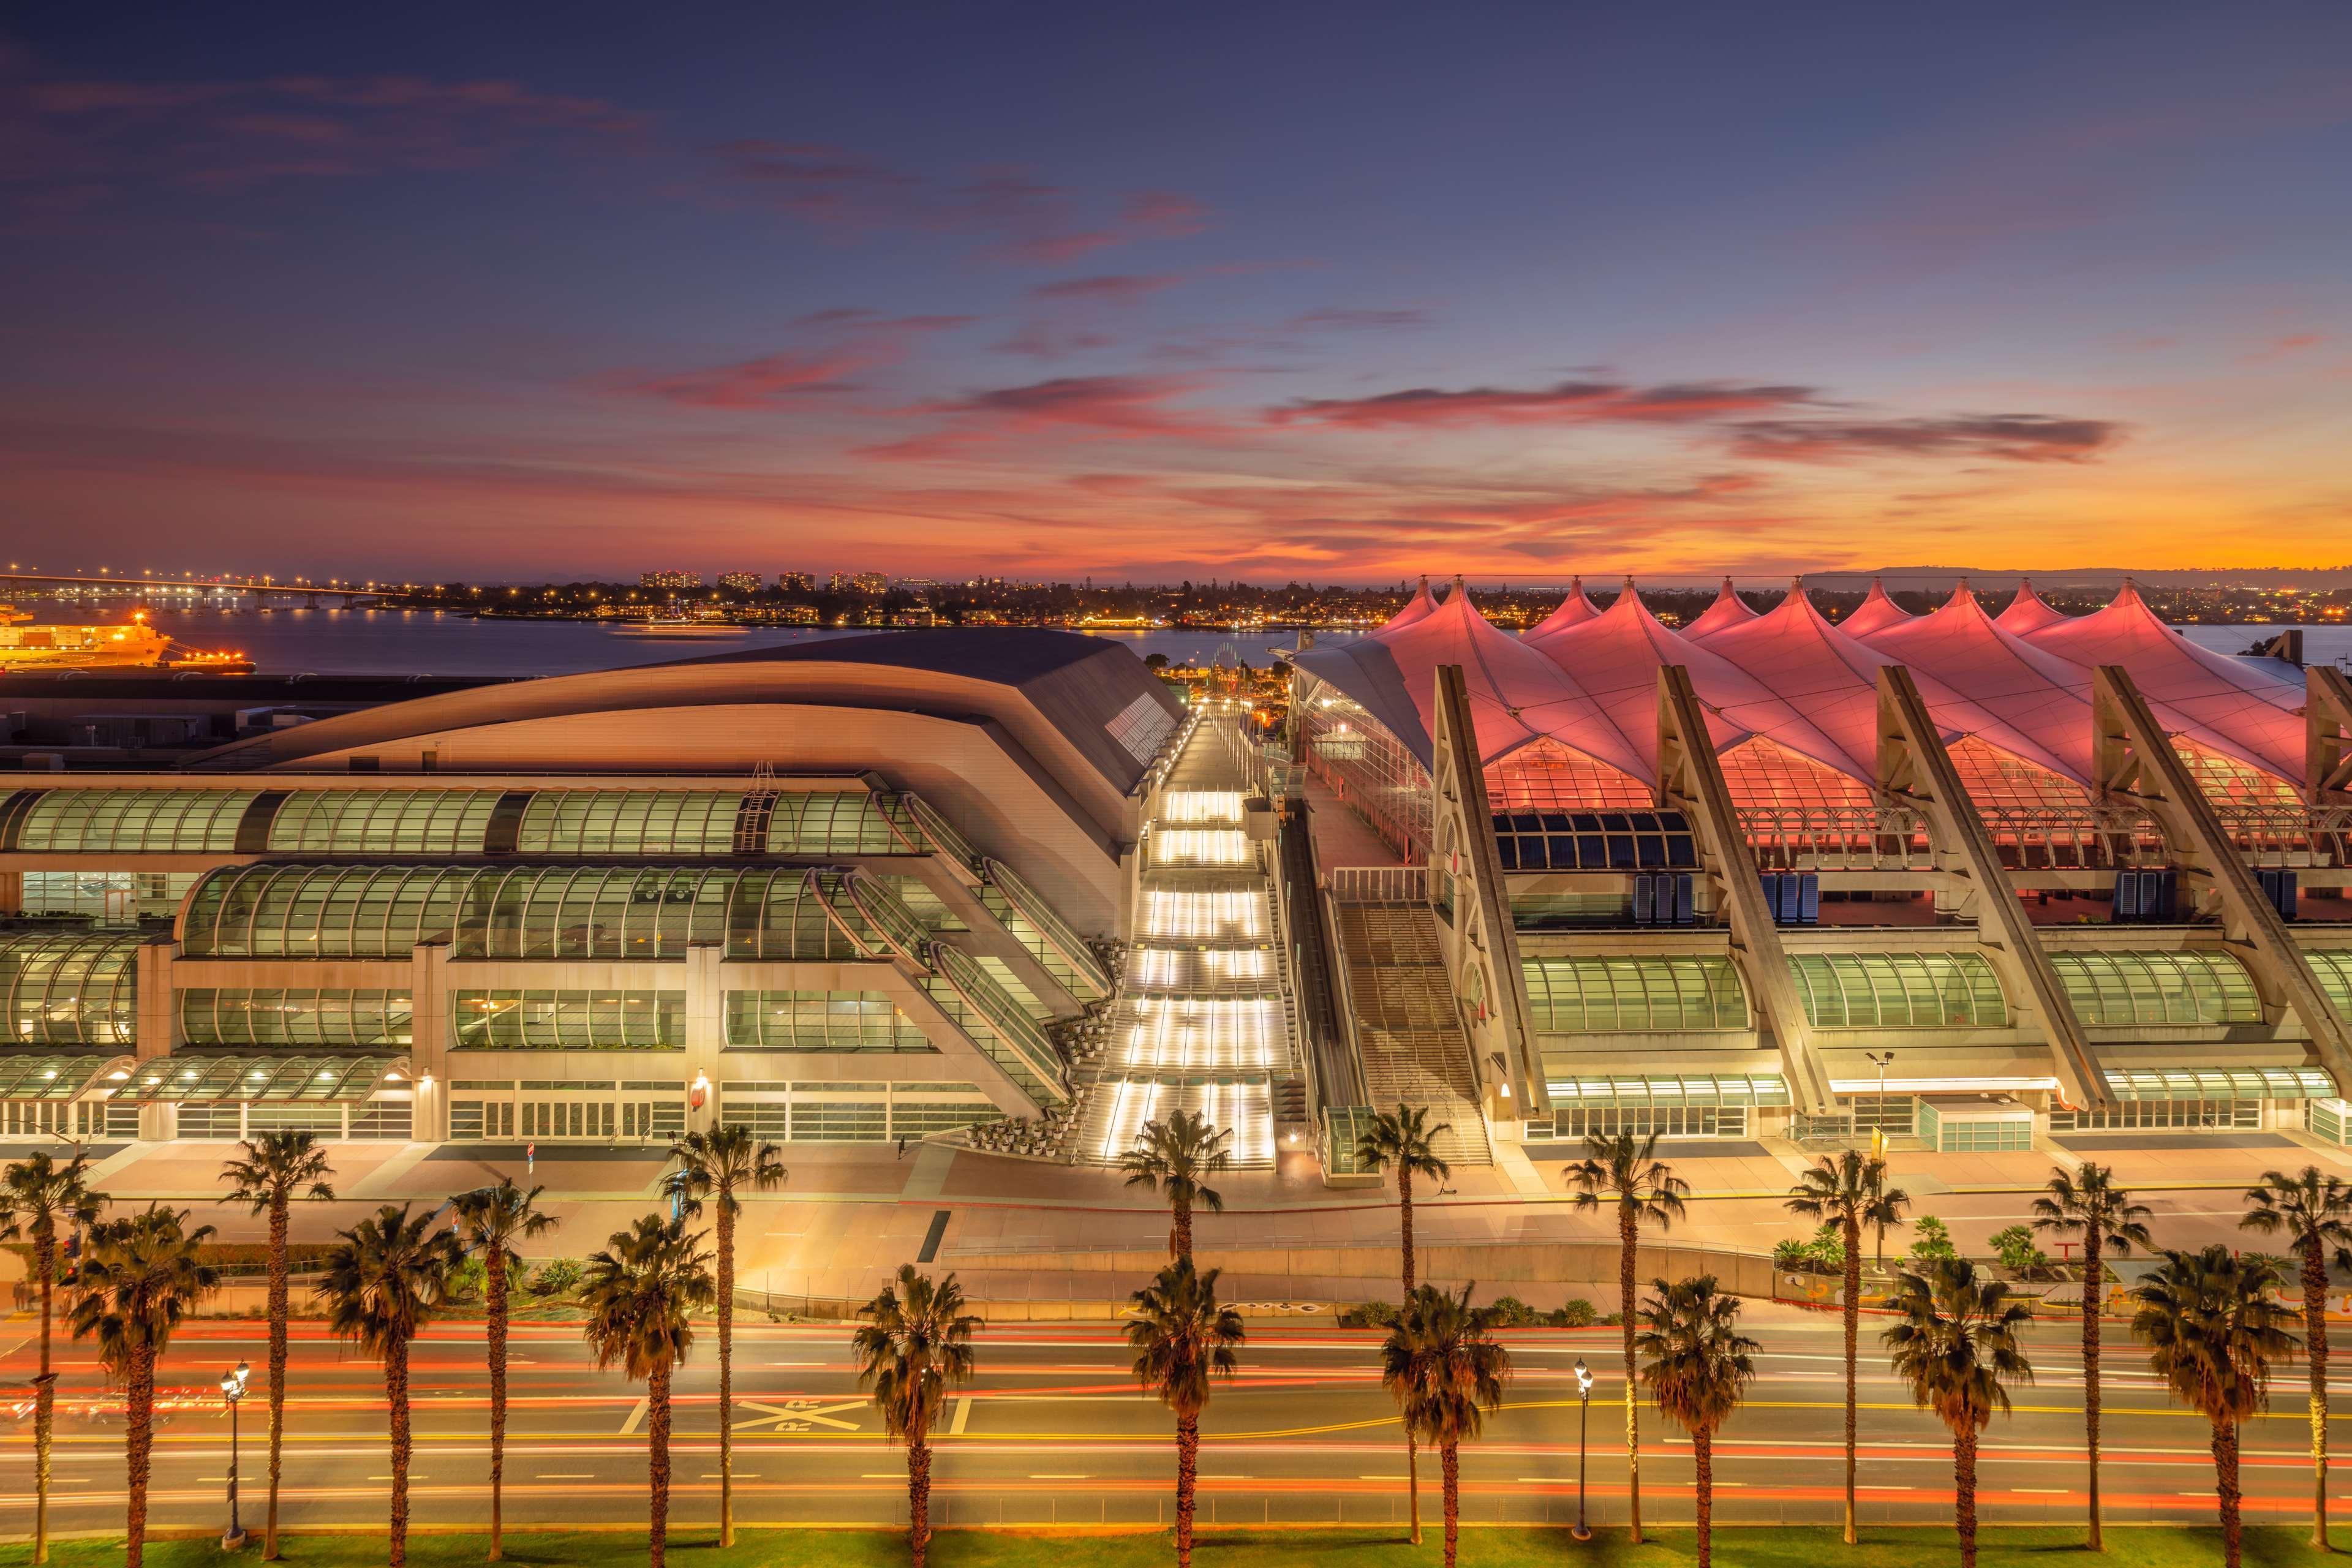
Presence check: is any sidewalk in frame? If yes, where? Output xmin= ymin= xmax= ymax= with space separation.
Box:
xmin=63 ymin=1131 xmax=2352 ymax=1311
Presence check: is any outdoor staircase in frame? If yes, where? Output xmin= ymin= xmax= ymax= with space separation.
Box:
xmin=1330 ymin=901 xmax=1493 ymax=1167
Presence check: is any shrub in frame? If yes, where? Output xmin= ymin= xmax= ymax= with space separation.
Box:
xmin=527 ymin=1257 xmax=584 ymax=1298
xmin=447 ymin=1255 xmax=488 ymax=1305
xmin=1547 ymin=1298 xmax=1597 ymax=1328
xmin=1907 ymin=1216 xmax=1958 ymax=1265
xmin=1348 ymin=1299 xmax=1398 ymax=1329
xmin=1989 ymin=1224 xmax=2049 ymax=1275
xmin=1488 ymin=1295 xmax=1539 ymax=1327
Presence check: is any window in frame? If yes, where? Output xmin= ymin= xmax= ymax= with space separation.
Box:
xmin=1550 ymin=1104 xmax=1747 ymax=1139
xmin=179 ymin=990 xmax=413 ymax=1050
xmin=450 ymin=1100 xmax=516 ymax=1139
xmin=1786 ymin=952 xmax=2008 ymax=1029
xmin=19 ymin=871 xmax=196 ymax=924
xmin=2049 ymin=951 xmax=2263 ymax=1027
xmin=2054 ymin=1100 xmax=2260 ymax=1131
xmin=724 ymin=991 xmax=931 ymax=1052
xmin=515 ymin=791 xmax=742 ymax=856
xmin=453 ymin=991 xmax=685 ymax=1051
xmin=763 ymin=792 xmax=909 ymax=855
xmin=1491 ymin=810 xmax=1698 ymax=872
xmin=521 ymin=1100 xmax=616 ymax=1139
xmin=266 ymin=790 xmax=502 ymax=854
xmin=1521 ymin=956 xmax=1748 ymax=1033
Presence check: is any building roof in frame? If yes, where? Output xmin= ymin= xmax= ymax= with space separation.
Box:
xmin=1684 ymin=578 xmax=1758 ymax=639
xmin=1994 ymin=577 xmax=2067 ymax=636
xmin=1381 ymin=576 xmax=1439 ymax=633
xmin=1295 ymin=576 xmax=2305 ymax=795
xmin=1527 ymin=576 xmax=1603 ymax=637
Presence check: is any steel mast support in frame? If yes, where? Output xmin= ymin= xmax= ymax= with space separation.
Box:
xmin=1655 ymin=665 xmax=1835 ymax=1114
xmin=2092 ymin=664 xmax=2352 ymax=1094
xmin=1874 ymin=666 xmax=2106 ymax=1110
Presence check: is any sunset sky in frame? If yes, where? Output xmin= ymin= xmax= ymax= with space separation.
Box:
xmin=5 ymin=2 xmax=2350 ymax=582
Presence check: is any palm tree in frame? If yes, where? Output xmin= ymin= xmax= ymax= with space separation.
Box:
xmin=2030 ymin=1161 xmax=2152 ymax=1550
xmin=1352 ymin=1102 xmax=1452 ymax=1544
xmin=220 ymin=1131 xmax=334 ymax=1561
xmin=2241 ymin=1165 xmax=2352 ymax=1550
xmin=1635 ymin=1275 xmax=1759 ymax=1568
xmin=1126 ymin=1257 xmax=1245 ymax=1568
xmin=2133 ymin=1245 xmax=2299 ymax=1568
xmin=1882 ymin=1258 xmax=2034 ymax=1568
xmin=579 ymin=1215 xmax=715 ymax=1568
xmin=1120 ymin=1109 xmax=1232 ymax=1262
xmin=1 ymin=1150 xmax=106 ymax=1566
xmin=68 ymin=1206 xmax=218 ymax=1568
xmin=853 ymin=1265 xmax=980 ymax=1568
xmin=1381 ymin=1284 xmax=1510 ymax=1568
xmin=1784 ymin=1148 xmax=1908 ymax=1545
xmin=451 ymin=1180 xmax=557 ymax=1562
xmin=664 ymin=1125 xmax=786 ymax=1547
xmin=316 ymin=1202 xmax=464 ymax=1568
xmin=1566 ymin=1129 xmax=1687 ymax=1544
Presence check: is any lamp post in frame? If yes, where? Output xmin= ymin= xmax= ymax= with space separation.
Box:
xmin=1864 ymin=1050 xmax=1896 ymax=1159
xmin=1572 ymin=1357 xmax=1594 ymax=1542
xmin=219 ymin=1360 xmax=250 ymax=1548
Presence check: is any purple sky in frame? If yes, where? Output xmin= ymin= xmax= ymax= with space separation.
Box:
xmin=4 ymin=2 xmax=2350 ymax=582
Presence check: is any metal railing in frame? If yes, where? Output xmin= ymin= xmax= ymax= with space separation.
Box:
xmin=1324 ymin=865 xmax=1427 ymax=903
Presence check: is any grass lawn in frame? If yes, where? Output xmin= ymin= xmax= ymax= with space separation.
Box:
xmin=4 ymin=1528 xmax=2335 ymax=1566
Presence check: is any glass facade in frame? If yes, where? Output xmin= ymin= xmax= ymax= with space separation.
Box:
xmin=1295 ymin=672 xmax=1435 ymax=853
xmin=982 ymin=858 xmax=1114 ymax=997
xmin=516 ymin=791 xmax=741 ymax=856
xmin=19 ymin=870 xmax=198 ymax=924
xmin=180 ymin=864 xmax=927 ymax=962
xmin=717 ymin=1079 xmax=1000 ymax=1141
xmin=724 ymin=990 xmax=932 ymax=1052
xmin=2306 ymin=950 xmax=2352 ymax=1019
xmin=1523 ymin=956 xmax=1749 ymax=1033
xmin=1786 ymin=952 xmax=2008 ymax=1030
xmin=267 ymin=790 xmax=503 ymax=854
xmin=0 ymin=933 xmax=140 ymax=1046
xmin=181 ymin=989 xmax=414 ymax=1049
xmin=12 ymin=789 xmax=258 ymax=852
xmin=2049 ymin=950 xmax=2264 ymax=1027
xmin=451 ymin=990 xmax=686 ymax=1050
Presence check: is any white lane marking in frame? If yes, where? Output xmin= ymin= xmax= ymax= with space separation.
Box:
xmin=536 ymin=1472 xmax=596 ymax=1479
xmin=620 ymin=1396 xmax=649 ymax=1436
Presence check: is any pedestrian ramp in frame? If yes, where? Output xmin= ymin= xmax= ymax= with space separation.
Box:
xmin=1330 ymin=900 xmax=1492 ymax=1167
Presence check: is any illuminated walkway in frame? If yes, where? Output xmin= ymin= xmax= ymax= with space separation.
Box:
xmin=1076 ymin=712 xmax=1300 ymax=1168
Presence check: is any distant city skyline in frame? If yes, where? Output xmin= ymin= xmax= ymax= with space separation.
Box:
xmin=6 ymin=3 xmax=2351 ymax=579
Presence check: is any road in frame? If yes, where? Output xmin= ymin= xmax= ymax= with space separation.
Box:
xmin=2 ymin=1308 xmax=2340 ymax=1537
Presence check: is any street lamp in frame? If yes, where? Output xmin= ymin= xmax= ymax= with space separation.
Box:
xmin=219 ymin=1360 xmax=251 ymax=1547
xmin=1864 ymin=1050 xmax=1896 ymax=1160
xmin=1572 ymin=1357 xmax=1594 ymax=1542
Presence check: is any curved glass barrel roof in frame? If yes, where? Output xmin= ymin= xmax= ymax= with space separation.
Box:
xmin=9 ymin=789 xmax=260 ymax=852
xmin=181 ymin=988 xmax=413 ymax=1050
xmin=0 ymin=1054 xmax=125 ymax=1101
xmin=2048 ymin=949 xmax=2264 ymax=1027
xmin=2301 ymin=949 xmax=2352 ymax=1019
xmin=119 ymin=1053 xmax=404 ymax=1104
xmin=1786 ymin=951 xmax=2008 ymax=1029
xmin=516 ymin=791 xmax=741 ymax=856
xmin=1523 ymin=955 xmax=1749 ymax=1033
xmin=1 ymin=933 xmax=141 ymax=1046
xmin=179 ymin=864 xmax=928 ymax=962
xmin=268 ymin=790 xmax=503 ymax=855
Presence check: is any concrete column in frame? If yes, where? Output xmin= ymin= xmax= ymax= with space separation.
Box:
xmin=134 ymin=938 xmax=176 ymax=1143
xmin=0 ymin=870 xmax=20 ymax=914
xmin=409 ymin=943 xmax=451 ymax=1142
xmin=684 ymin=943 xmax=725 ymax=1131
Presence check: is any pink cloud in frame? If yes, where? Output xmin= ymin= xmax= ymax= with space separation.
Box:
xmin=1027 ymin=274 xmax=1179 ymax=304
xmin=1726 ymin=413 xmax=2119 ymax=464
xmin=1269 ymin=379 xmax=1817 ymax=429
xmin=607 ymin=314 xmax=973 ymax=409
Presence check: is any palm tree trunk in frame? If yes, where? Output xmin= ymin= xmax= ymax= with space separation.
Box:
xmin=31 ymin=1234 xmax=53 ymax=1567
xmin=718 ymin=1204 xmax=737 ymax=1548
xmin=908 ymin=1436 xmax=932 ymax=1568
xmin=1176 ymin=1412 xmax=1199 ymax=1568
xmin=487 ymin=1250 xmax=510 ymax=1562
xmin=2305 ymin=1238 xmax=2331 ymax=1551
xmin=1174 ymin=1194 xmax=1193 ymax=1262
xmin=1695 ymin=1426 xmax=1714 ymax=1568
xmin=649 ymin=1361 xmax=673 ymax=1568
xmin=125 ymin=1343 xmax=155 ymax=1568
xmin=2214 ymin=1417 xmax=2242 ymax=1568
xmin=1621 ymin=1205 xmax=1643 ymax=1544
xmin=2081 ymin=1221 xmax=2102 ymax=1552
xmin=1441 ymin=1440 xmax=1461 ymax=1568
xmin=1402 ymin=1168 xmax=1420 ymax=1545
xmin=1954 ymin=1425 xmax=1979 ymax=1568
xmin=263 ymin=1195 xmax=288 ymax=1561
xmin=386 ymin=1335 xmax=411 ymax=1568
xmin=1841 ymin=1215 xmax=1860 ymax=1546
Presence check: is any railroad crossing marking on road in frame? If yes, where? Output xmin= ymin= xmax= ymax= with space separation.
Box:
xmin=733 ymin=1398 xmax=863 ymax=1433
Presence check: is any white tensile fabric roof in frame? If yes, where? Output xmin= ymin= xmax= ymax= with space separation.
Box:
xmin=1684 ymin=578 xmax=1758 ymax=639
xmin=1994 ymin=578 xmax=2068 ymax=636
xmin=1299 ymin=576 xmax=2307 ymax=796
